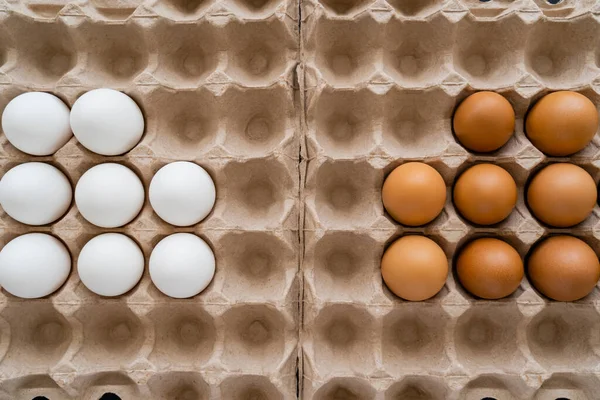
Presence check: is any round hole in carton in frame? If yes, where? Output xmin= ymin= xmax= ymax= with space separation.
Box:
xmin=32 ymin=397 xmax=49 ymax=400
xmin=546 ymin=0 xmax=562 ymax=4
xmin=99 ymin=394 xmax=121 ymax=400
xmin=481 ymin=398 xmax=497 ymax=400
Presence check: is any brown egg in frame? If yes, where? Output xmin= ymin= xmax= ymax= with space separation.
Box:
xmin=526 ymin=91 xmax=599 ymax=156
xmin=453 ymin=91 xmax=516 ymax=153
xmin=527 ymin=163 xmax=597 ymax=228
xmin=528 ymin=236 xmax=600 ymax=301
xmin=382 ymin=162 xmax=446 ymax=226
xmin=381 ymin=235 xmax=448 ymax=301
xmin=453 ymin=164 xmax=517 ymax=225
xmin=457 ymin=238 xmax=523 ymax=299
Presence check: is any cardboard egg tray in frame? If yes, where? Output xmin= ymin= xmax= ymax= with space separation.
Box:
xmin=0 ymin=0 xmax=600 ymax=399
xmin=301 ymin=0 xmax=600 ymax=399
xmin=0 ymin=0 xmax=300 ymax=398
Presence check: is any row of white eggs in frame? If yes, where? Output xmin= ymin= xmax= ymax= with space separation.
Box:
xmin=0 ymin=232 xmax=215 ymax=299
xmin=0 ymin=160 xmax=216 ymax=227
xmin=2 ymin=89 xmax=143 ymax=156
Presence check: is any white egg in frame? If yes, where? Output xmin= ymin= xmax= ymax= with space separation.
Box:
xmin=1 ymin=92 xmax=72 ymax=156
xmin=70 ymin=88 xmax=144 ymax=156
xmin=0 ymin=162 xmax=72 ymax=225
xmin=149 ymin=233 xmax=215 ymax=299
xmin=78 ymin=233 xmax=144 ymax=297
xmin=0 ymin=233 xmax=71 ymax=298
xmin=75 ymin=163 xmax=144 ymax=228
xmin=149 ymin=161 xmax=216 ymax=227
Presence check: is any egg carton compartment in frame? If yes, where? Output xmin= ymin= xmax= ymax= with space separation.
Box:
xmin=383 ymin=14 xmax=454 ymax=89
xmin=0 ymin=370 xmax=297 ymax=399
xmin=0 ymin=301 xmax=298 ymax=389
xmin=303 ymin=12 xmax=600 ymax=98
xmin=305 ymin=87 xmax=457 ymax=160
xmin=303 ymin=305 xmax=600 ymax=397
xmin=0 ymin=12 xmax=298 ymax=90
xmin=524 ymin=15 xmax=600 ymax=90
xmin=4 ymin=0 xmax=298 ymax=23
xmin=454 ymin=15 xmax=529 ymax=90
xmin=277 ymin=370 xmax=600 ymax=399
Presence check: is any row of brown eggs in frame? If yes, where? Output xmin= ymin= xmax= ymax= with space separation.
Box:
xmin=453 ymin=90 xmax=599 ymax=157
xmin=382 ymin=161 xmax=597 ymax=228
xmin=382 ymin=234 xmax=600 ymax=303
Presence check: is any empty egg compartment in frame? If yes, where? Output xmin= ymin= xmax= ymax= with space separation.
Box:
xmin=384 ymin=0 xmax=448 ymax=19
xmin=214 ymin=229 xmax=298 ymax=303
xmin=304 ymin=14 xmax=382 ymax=88
xmin=151 ymin=0 xmax=216 ymax=20
xmin=140 ymin=84 xmax=298 ymax=159
xmin=0 ymin=13 xmax=76 ymax=88
xmin=223 ymin=19 xmax=297 ymax=88
xmin=304 ymin=158 xmax=385 ymax=231
xmin=68 ymin=19 xmax=149 ymax=87
xmin=453 ymin=302 xmax=527 ymax=375
xmin=525 ymin=15 xmax=600 ymax=90
xmin=0 ymin=302 xmax=73 ymax=375
xmin=70 ymin=371 xmax=142 ymax=400
xmin=146 ymin=304 xmax=217 ymax=368
xmin=533 ymin=373 xmax=600 ymax=400
xmin=71 ymin=302 xmax=148 ymax=370
xmin=82 ymin=0 xmax=143 ymax=21
xmin=381 ymin=303 xmax=452 ymax=375
xmin=305 ymin=87 xmax=381 ymax=159
xmin=220 ymin=303 xmax=298 ymax=375
xmin=458 ymin=373 xmax=532 ymax=400
xmin=303 ymin=302 xmax=379 ymax=377
xmin=140 ymin=87 xmax=221 ymax=159
xmin=219 ymin=374 xmax=293 ymax=400
xmin=0 ymin=374 xmax=73 ymax=400
xmin=147 ymin=371 xmax=211 ymax=400
xmin=381 ymin=87 xmax=456 ymax=159
xmin=303 ymin=229 xmax=385 ymax=303
xmin=453 ymin=14 xmax=529 ymax=90
xmin=524 ymin=303 xmax=600 ymax=373
xmin=306 ymin=376 xmax=376 ymax=400
xmin=533 ymin=0 xmax=598 ymax=19
xmin=459 ymin=0 xmax=525 ymax=19
xmin=383 ymin=14 xmax=455 ymax=88
xmin=210 ymin=155 xmax=299 ymax=230
xmin=147 ymin=20 xmax=220 ymax=88
xmin=220 ymin=84 xmax=298 ymax=158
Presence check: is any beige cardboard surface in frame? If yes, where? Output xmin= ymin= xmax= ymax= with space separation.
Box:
xmin=0 ymin=0 xmax=599 ymax=399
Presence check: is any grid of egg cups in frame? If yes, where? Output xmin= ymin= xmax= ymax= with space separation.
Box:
xmin=0 ymin=7 xmax=300 ymax=399
xmin=304 ymin=0 xmax=600 ymax=21
xmin=301 ymin=14 xmax=600 ymax=397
